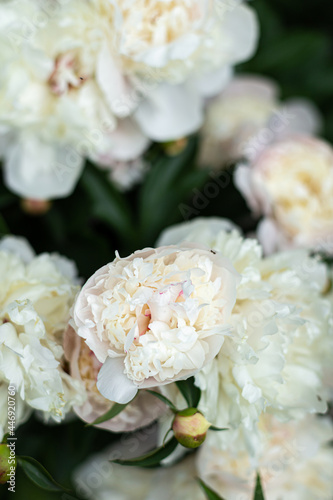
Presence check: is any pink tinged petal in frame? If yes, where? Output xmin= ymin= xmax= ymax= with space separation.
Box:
xmin=78 ymin=327 xmax=109 ymax=364
xmin=134 ymin=83 xmax=203 ymax=141
xmin=182 ymin=280 xmax=194 ymax=298
xmin=97 ymin=357 xmax=138 ymax=404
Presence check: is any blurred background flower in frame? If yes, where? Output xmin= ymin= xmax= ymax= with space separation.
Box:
xmin=0 ymin=0 xmax=258 ymax=200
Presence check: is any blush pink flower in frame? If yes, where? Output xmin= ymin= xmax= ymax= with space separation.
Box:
xmin=235 ymin=135 xmax=333 ymax=253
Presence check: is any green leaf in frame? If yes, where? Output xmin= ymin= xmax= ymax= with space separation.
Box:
xmin=0 ymin=213 xmax=9 ymax=235
xmin=209 ymin=426 xmax=228 ymax=432
xmin=140 ymin=137 xmax=197 ymax=210
xmin=80 ymin=164 xmax=134 ymax=242
xmin=17 ymin=456 xmax=71 ymax=493
xmin=197 ymin=478 xmax=226 ymax=500
xmin=177 ymin=407 xmax=198 ymax=417
xmin=253 ymin=474 xmax=265 ymax=500
xmin=138 ymin=137 xmax=200 ymax=243
xmin=87 ymin=400 xmax=134 ymax=427
xmin=175 ymin=377 xmax=201 ymax=408
xmin=112 ymin=437 xmax=178 ymax=468
xmin=146 ymin=390 xmax=178 ymax=412
xmin=162 ymin=427 xmax=173 ymax=446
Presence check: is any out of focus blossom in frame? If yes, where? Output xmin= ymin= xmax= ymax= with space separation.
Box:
xmin=199 ymin=74 xmax=321 ymax=169
xmin=0 ymin=0 xmax=258 ymax=199
xmin=198 ymin=414 xmax=333 ymax=500
xmin=75 ymin=450 xmax=204 ymax=500
xmin=235 ymin=135 xmax=333 ymax=254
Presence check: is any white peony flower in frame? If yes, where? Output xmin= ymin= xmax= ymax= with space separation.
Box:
xmin=157 ymin=218 xmax=333 ymax=450
xmin=0 ymin=0 xmax=258 ymax=198
xmin=235 ymin=135 xmax=333 ymax=254
xmin=198 ymin=414 xmax=333 ymax=500
xmin=0 ymin=0 xmax=149 ymax=199
xmin=73 ymin=244 xmax=239 ymax=404
xmin=112 ymin=0 xmax=257 ymax=78
xmin=0 ymin=236 xmax=85 ymax=440
xmin=117 ymin=0 xmax=259 ymax=141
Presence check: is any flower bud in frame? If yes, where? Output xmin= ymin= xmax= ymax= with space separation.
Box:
xmin=0 ymin=444 xmax=14 ymax=484
xmin=172 ymin=408 xmax=211 ymax=449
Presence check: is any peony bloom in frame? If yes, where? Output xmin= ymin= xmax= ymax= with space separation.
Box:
xmin=157 ymin=218 xmax=333 ymax=450
xmin=235 ymin=135 xmax=333 ymax=254
xmin=198 ymin=414 xmax=333 ymax=500
xmin=0 ymin=236 xmax=85 ymax=440
xmin=0 ymin=0 xmax=258 ymax=199
xmin=198 ymin=74 xmax=321 ymax=169
xmin=107 ymin=0 xmax=259 ymax=142
xmin=73 ymin=245 xmax=239 ymax=404
xmin=64 ymin=326 xmax=166 ymax=431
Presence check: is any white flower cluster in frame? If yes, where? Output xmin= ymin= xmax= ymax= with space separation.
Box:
xmin=0 ymin=236 xmax=85 ymax=440
xmin=235 ymin=135 xmax=333 ymax=254
xmin=74 ymin=413 xmax=333 ymax=500
xmin=71 ymin=217 xmax=333 ymax=500
xmin=0 ymin=0 xmax=258 ymax=199
xmin=158 ymin=219 xmax=333 ymax=441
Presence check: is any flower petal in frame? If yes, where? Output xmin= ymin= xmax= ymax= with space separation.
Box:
xmin=3 ymin=135 xmax=84 ymax=200
xmin=97 ymin=357 xmax=138 ymax=404
xmin=134 ymin=83 xmax=203 ymax=141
